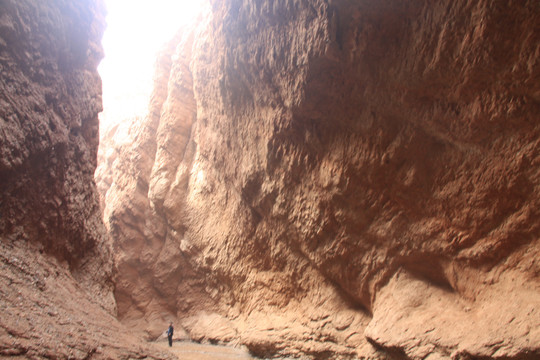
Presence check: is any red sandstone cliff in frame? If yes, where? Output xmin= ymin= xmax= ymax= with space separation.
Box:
xmin=0 ymin=1 xmax=176 ymax=358
xmin=0 ymin=0 xmax=110 ymax=288
xmin=96 ymin=0 xmax=540 ymax=359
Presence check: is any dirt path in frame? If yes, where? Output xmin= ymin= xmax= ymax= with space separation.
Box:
xmin=154 ymin=340 xmax=254 ymax=360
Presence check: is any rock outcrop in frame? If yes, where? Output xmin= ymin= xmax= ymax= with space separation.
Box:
xmin=0 ymin=1 xmax=174 ymax=358
xmin=97 ymin=0 xmax=540 ymax=359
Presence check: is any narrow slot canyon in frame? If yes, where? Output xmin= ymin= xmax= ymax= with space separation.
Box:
xmin=1 ymin=0 xmax=539 ymax=359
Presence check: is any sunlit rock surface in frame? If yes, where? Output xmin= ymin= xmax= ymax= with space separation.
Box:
xmin=96 ymin=0 xmax=540 ymax=359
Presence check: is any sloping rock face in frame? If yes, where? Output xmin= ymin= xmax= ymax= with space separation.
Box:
xmin=0 ymin=1 xmax=175 ymax=358
xmin=97 ymin=0 xmax=540 ymax=359
xmin=0 ymin=240 xmax=175 ymax=359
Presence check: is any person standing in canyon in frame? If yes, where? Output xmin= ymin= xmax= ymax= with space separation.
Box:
xmin=166 ymin=322 xmax=174 ymax=347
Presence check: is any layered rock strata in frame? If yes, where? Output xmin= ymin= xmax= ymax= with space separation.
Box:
xmin=97 ymin=0 xmax=540 ymax=359
xmin=0 ymin=0 xmax=173 ymax=358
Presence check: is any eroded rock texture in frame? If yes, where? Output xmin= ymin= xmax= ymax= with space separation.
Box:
xmin=0 ymin=1 xmax=174 ymax=358
xmin=0 ymin=0 xmax=111 ymax=294
xmin=97 ymin=0 xmax=540 ymax=359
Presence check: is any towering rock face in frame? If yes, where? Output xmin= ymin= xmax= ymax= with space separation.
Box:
xmin=97 ymin=0 xmax=540 ymax=359
xmin=0 ymin=0 xmax=110 ymax=290
xmin=0 ymin=1 xmax=175 ymax=358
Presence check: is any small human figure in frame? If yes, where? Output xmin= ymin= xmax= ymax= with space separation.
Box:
xmin=167 ymin=322 xmax=174 ymax=347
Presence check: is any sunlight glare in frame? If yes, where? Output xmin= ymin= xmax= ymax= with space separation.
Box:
xmin=98 ymin=0 xmax=205 ymax=131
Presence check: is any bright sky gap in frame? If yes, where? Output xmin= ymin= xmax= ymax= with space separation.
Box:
xmin=98 ymin=0 xmax=205 ymax=130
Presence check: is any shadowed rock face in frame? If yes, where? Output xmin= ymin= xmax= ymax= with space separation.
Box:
xmin=0 ymin=1 xmax=177 ymax=358
xmin=0 ymin=0 xmax=110 ymax=284
xmin=97 ymin=0 xmax=540 ymax=359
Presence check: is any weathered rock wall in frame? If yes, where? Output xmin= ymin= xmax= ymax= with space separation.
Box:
xmin=97 ymin=0 xmax=540 ymax=359
xmin=0 ymin=1 xmax=177 ymax=358
xmin=0 ymin=0 xmax=111 ymax=293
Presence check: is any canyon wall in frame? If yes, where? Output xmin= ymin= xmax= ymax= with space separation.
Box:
xmin=0 ymin=1 xmax=174 ymax=358
xmin=97 ymin=0 xmax=540 ymax=359
xmin=0 ymin=0 xmax=110 ymax=287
